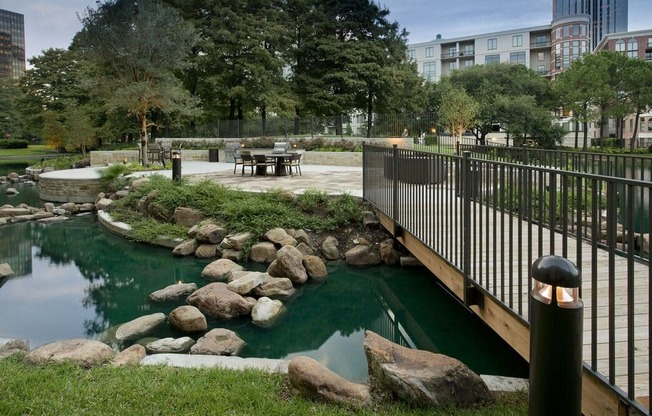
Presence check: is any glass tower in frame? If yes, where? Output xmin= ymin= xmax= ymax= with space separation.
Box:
xmin=552 ymin=0 xmax=628 ymax=50
xmin=0 ymin=9 xmax=25 ymax=79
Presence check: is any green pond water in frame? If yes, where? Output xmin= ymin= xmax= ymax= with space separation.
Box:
xmin=0 ymin=178 xmax=528 ymax=382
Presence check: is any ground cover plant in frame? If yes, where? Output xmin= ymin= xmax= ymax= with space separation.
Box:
xmin=107 ymin=176 xmax=365 ymax=245
xmin=0 ymin=357 xmax=528 ymax=416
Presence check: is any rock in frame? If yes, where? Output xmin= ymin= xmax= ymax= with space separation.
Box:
xmin=27 ymin=339 xmax=115 ymax=368
xmin=173 ymin=207 xmax=204 ymax=227
xmin=137 ymin=190 xmax=158 ymax=213
xmin=201 ymin=258 xmax=243 ymax=282
xmin=221 ymin=249 xmax=243 ymax=262
xmin=131 ymin=177 xmax=150 ymax=189
xmin=115 ymin=313 xmax=166 ymax=342
xmin=228 ymin=271 xmax=267 ymax=295
xmin=364 ymin=331 xmax=492 ymax=408
xmin=95 ymin=198 xmax=113 ymax=211
xmin=363 ymin=211 xmax=380 ymax=229
xmin=264 ymin=228 xmax=297 ymax=247
xmin=36 ymin=216 xmax=68 ymax=224
xmin=6 ymin=188 xmax=18 ymax=195
xmin=638 ymin=233 xmax=649 ymax=254
xmin=251 ymin=297 xmax=284 ymax=327
xmin=252 ymin=276 xmax=296 ymax=299
xmin=195 ymin=244 xmax=221 ymax=259
xmin=345 ymin=245 xmax=381 ymax=266
xmin=293 ymin=229 xmax=312 ymax=246
xmin=112 ymin=344 xmax=146 ymax=367
xmin=79 ymin=203 xmax=95 ymax=213
xmin=24 ymin=180 xmax=36 ymax=186
xmin=295 ymin=242 xmax=315 ymax=257
xmin=321 ymin=236 xmax=340 ymax=260
xmin=186 ymin=282 xmax=254 ymax=320
xmin=146 ymin=337 xmax=195 ymax=354
xmin=7 ymin=172 xmax=19 ymax=180
xmin=187 ymin=224 xmax=200 ymax=239
xmin=172 ymin=239 xmax=199 ymax=256
xmin=354 ymin=236 xmax=370 ymax=246
xmin=149 ymin=282 xmax=198 ymax=302
xmin=196 ymin=224 xmax=228 ymax=244
xmin=31 ymin=211 xmax=54 ymax=220
xmin=190 ymin=328 xmax=245 ymax=356
xmin=288 ymin=356 xmax=372 ymax=406
xmin=0 ymin=263 xmax=14 ymax=279
xmin=379 ymin=239 xmax=400 ymax=265
xmin=61 ymin=202 xmax=78 ymax=214
xmin=0 ymin=338 xmax=29 ymax=358
xmin=221 ymin=231 xmax=253 ymax=251
xmin=42 ymin=166 xmax=55 ymax=173
xmin=110 ymin=189 xmax=130 ymax=200
xmin=73 ymin=158 xmax=91 ymax=169
xmin=400 ymin=256 xmax=422 ymax=267
xmin=0 ymin=207 xmax=30 ymax=217
xmin=249 ymin=242 xmax=277 ymax=263
xmin=269 ymin=245 xmax=307 ymax=284
xmin=168 ymin=305 xmax=207 ymax=332
xmin=94 ymin=193 xmax=106 ymax=204
xmin=44 ymin=202 xmax=55 ymax=213
xmin=303 ymin=255 xmax=328 ymax=281
xmin=52 ymin=208 xmax=68 ymax=216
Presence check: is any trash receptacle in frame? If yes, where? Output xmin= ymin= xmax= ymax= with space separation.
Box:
xmin=209 ymin=149 xmax=219 ymax=162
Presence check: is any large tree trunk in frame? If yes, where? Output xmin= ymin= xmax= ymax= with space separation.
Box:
xmin=574 ymin=120 xmax=579 ymax=149
xmin=139 ymin=113 xmax=148 ymax=166
xmin=335 ymin=114 xmax=343 ymax=137
xmin=261 ymin=106 xmax=267 ymax=137
xmin=632 ymin=110 xmax=641 ymax=150
xmin=294 ymin=108 xmax=301 ymax=135
xmin=237 ymin=106 xmax=244 ymax=138
xmin=229 ymin=99 xmax=237 ymax=138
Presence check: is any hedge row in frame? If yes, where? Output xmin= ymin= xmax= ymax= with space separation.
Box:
xmin=0 ymin=139 xmax=29 ymax=149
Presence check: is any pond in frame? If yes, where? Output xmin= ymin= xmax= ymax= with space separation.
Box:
xmin=0 ymin=181 xmax=528 ymax=382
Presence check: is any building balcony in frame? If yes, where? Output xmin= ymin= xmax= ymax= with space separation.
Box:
xmin=530 ymin=41 xmax=551 ymax=49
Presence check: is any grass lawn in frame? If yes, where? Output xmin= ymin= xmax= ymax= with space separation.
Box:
xmin=0 ymin=357 xmax=527 ymax=416
xmin=0 ymin=144 xmax=58 ymax=157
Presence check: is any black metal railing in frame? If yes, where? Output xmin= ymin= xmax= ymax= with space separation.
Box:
xmin=363 ymin=143 xmax=651 ymax=415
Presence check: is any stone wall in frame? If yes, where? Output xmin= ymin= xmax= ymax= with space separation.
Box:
xmin=38 ymin=176 xmax=103 ymax=203
xmin=91 ymin=150 xmax=212 ymax=166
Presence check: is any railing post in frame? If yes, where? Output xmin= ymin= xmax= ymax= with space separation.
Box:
xmin=462 ymin=150 xmax=480 ymax=306
xmin=392 ymin=144 xmax=400 ymax=237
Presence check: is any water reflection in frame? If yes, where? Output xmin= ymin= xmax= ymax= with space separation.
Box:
xmin=0 ymin=215 xmax=527 ymax=382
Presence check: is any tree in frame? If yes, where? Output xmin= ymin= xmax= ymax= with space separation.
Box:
xmin=0 ymin=78 xmax=26 ymax=140
xmin=76 ymin=0 xmax=199 ymax=165
xmin=495 ymin=94 xmax=563 ymax=148
xmin=64 ymin=102 xmax=97 ymax=156
xmin=42 ymin=111 xmax=67 ymax=151
xmin=621 ymin=58 xmax=652 ymax=149
xmin=438 ymin=82 xmax=478 ymax=141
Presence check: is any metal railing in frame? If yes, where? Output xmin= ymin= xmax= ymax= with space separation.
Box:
xmin=362 ymin=143 xmax=651 ymax=415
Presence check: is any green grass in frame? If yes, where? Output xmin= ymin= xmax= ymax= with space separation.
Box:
xmin=0 ymin=144 xmax=58 ymax=157
xmin=0 ymin=357 xmax=527 ymax=416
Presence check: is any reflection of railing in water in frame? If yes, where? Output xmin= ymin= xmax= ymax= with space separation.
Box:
xmin=363 ymin=143 xmax=652 ymax=416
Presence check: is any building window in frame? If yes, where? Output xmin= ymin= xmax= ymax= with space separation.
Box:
xmin=563 ymin=26 xmax=570 ymax=37
xmin=487 ymin=38 xmax=497 ymax=50
xmin=535 ymin=34 xmax=547 ymax=47
xmin=646 ymin=51 xmax=652 ymax=61
xmin=538 ymin=52 xmax=545 ymax=61
xmin=425 ymin=47 xmax=434 ymax=58
xmin=485 ymin=54 xmax=500 ymax=65
xmin=641 ymin=120 xmax=646 ymax=132
xmin=648 ymin=38 xmax=652 ymax=48
xmin=627 ymin=39 xmax=638 ymax=58
xmin=449 ymin=61 xmax=458 ymax=70
xmin=462 ymin=45 xmax=474 ymax=55
xmin=407 ymin=49 xmax=415 ymax=60
xmin=463 ymin=60 xmax=474 ymax=68
xmin=510 ymin=51 xmax=526 ymax=65
xmin=615 ymin=40 xmax=625 ymax=53
xmin=449 ymin=47 xmax=457 ymax=57
xmin=572 ymin=25 xmax=580 ymax=36
xmin=422 ymin=62 xmax=436 ymax=81
xmin=537 ymin=65 xmax=546 ymax=75
xmin=512 ymin=35 xmax=523 ymax=47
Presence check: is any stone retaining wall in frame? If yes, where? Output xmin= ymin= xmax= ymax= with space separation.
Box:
xmin=91 ymin=150 xmax=211 ymax=166
xmin=38 ymin=176 xmax=103 ymax=203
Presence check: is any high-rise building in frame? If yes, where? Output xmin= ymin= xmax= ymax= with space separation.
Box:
xmin=0 ymin=9 xmax=26 ymax=79
xmin=552 ymin=0 xmax=628 ymax=49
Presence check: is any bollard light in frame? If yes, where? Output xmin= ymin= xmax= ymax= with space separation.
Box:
xmin=172 ymin=150 xmax=181 ymax=181
xmin=529 ymin=255 xmax=583 ymax=416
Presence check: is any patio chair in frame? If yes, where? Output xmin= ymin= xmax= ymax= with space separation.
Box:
xmin=281 ymin=152 xmax=302 ymax=177
xmin=254 ymin=154 xmax=275 ymax=176
xmin=234 ymin=150 xmax=250 ymax=174
xmin=146 ymin=143 xmax=163 ymax=164
xmin=241 ymin=153 xmax=256 ymax=176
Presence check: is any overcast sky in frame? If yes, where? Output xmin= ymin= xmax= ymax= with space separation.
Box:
xmin=1 ymin=0 xmax=650 ymax=62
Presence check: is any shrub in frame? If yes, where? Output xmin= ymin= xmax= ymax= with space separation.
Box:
xmin=0 ymin=139 xmax=29 ymax=149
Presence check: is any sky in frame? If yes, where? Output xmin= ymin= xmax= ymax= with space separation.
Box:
xmin=1 ymin=0 xmax=650 ymax=63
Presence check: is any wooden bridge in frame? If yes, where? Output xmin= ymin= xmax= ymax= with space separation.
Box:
xmin=363 ymin=144 xmax=651 ymax=416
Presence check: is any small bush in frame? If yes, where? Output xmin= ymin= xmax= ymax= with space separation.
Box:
xmin=0 ymin=139 xmax=29 ymax=149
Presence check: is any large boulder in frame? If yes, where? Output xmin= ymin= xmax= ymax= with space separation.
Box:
xmin=149 ymin=283 xmax=197 ymax=302
xmin=379 ymin=239 xmax=400 ymax=265
xmin=146 ymin=337 xmax=195 ymax=354
xmin=27 ymin=339 xmax=115 ymax=368
xmin=251 ymin=297 xmax=284 ymax=327
xmin=264 ymin=228 xmax=297 ymax=247
xmin=0 ymin=338 xmax=29 ymax=358
xmin=131 ymin=177 xmax=150 ymax=189
xmin=303 ymin=255 xmax=328 ymax=281
xmin=115 ymin=313 xmax=166 ymax=342
xmin=190 ymin=328 xmax=245 ymax=356
xmin=196 ymin=224 xmax=228 ymax=244
xmin=194 ymin=244 xmax=221 ymax=259
xmin=112 ymin=344 xmax=146 ymax=367
xmin=345 ymin=245 xmax=381 ymax=266
xmin=168 ymin=305 xmax=207 ymax=332
xmin=201 ymin=258 xmax=243 ymax=282
xmin=249 ymin=242 xmax=277 ymax=263
xmin=321 ymin=236 xmax=340 ymax=260
xmin=221 ymin=231 xmax=253 ymax=251
xmin=172 ymin=239 xmax=199 ymax=256
xmin=252 ymin=276 xmax=296 ymax=299
xmin=292 ymin=229 xmax=312 ymax=246
xmin=173 ymin=207 xmax=204 ymax=227
xmin=227 ymin=271 xmax=268 ymax=295
xmin=295 ymin=242 xmax=315 ymax=257
xmin=269 ymin=245 xmax=307 ymax=284
xmin=364 ymin=331 xmax=492 ymax=408
xmin=288 ymin=356 xmax=372 ymax=406
xmin=186 ymin=282 xmax=254 ymax=320
xmin=0 ymin=263 xmax=14 ymax=279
